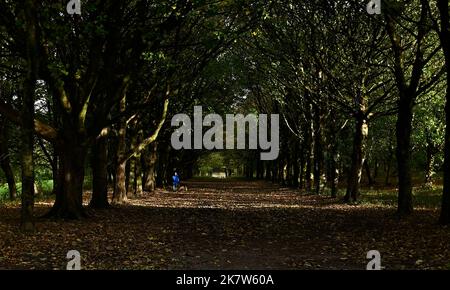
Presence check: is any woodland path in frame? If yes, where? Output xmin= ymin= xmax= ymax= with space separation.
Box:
xmin=0 ymin=179 xmax=449 ymax=269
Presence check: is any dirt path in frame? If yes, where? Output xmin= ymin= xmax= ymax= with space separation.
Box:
xmin=0 ymin=179 xmax=449 ymax=269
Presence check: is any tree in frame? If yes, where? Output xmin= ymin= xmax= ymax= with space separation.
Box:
xmin=19 ymin=0 xmax=40 ymax=232
xmin=385 ymin=0 xmax=444 ymax=215
xmin=434 ymin=0 xmax=450 ymax=224
xmin=244 ymin=0 xmax=397 ymax=199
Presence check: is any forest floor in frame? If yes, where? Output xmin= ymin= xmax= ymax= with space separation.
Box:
xmin=0 ymin=179 xmax=450 ymax=270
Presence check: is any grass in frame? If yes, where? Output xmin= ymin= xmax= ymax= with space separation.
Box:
xmin=358 ymin=185 xmax=443 ymax=208
xmin=190 ymin=176 xmax=250 ymax=182
xmin=0 ymin=180 xmax=54 ymax=201
xmin=0 ymin=176 xmax=94 ymax=202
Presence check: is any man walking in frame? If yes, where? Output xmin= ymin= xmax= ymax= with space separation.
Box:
xmin=172 ymin=172 xmax=180 ymax=192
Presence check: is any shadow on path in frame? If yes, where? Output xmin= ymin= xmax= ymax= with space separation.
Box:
xmin=0 ymin=179 xmax=449 ymax=270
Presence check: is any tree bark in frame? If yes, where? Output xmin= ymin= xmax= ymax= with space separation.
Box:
xmin=89 ymin=136 xmax=109 ymax=208
xmin=134 ymin=157 xmax=143 ymax=196
xmin=112 ymin=91 xmax=128 ymax=204
xmin=299 ymin=144 xmax=305 ymax=189
xmin=441 ymin=83 xmax=450 ymax=223
xmin=438 ymin=0 xmax=450 ymax=224
xmin=44 ymin=141 xmax=87 ymax=219
xmin=313 ymin=105 xmax=323 ymax=194
xmin=396 ymin=98 xmax=414 ymax=215
xmin=385 ymin=2 xmax=429 ymax=216
xmin=127 ymin=156 xmax=133 ymax=197
xmin=305 ymin=152 xmax=312 ymax=192
xmin=345 ymin=117 xmax=368 ymax=202
xmin=143 ymin=142 xmax=158 ymax=192
xmin=20 ymin=87 xmax=35 ymax=230
xmin=278 ymin=159 xmax=284 ymax=185
xmin=133 ymin=130 xmax=143 ymax=196
xmin=20 ymin=0 xmax=39 ymax=232
xmin=113 ymin=160 xmax=127 ymax=204
xmin=305 ymin=106 xmax=313 ymax=192
xmin=285 ymin=158 xmax=291 ymax=186
xmin=156 ymin=145 xmax=167 ymax=187
xmin=424 ymin=141 xmax=436 ymax=185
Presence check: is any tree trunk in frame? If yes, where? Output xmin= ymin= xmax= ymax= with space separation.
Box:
xmin=313 ymin=106 xmax=323 ymax=194
xmin=385 ymin=5 xmax=428 ymax=216
xmin=293 ymin=156 xmax=300 ymax=188
xmin=424 ymin=142 xmax=435 ymax=185
xmin=89 ymin=136 xmax=109 ymax=208
xmin=385 ymin=144 xmax=393 ymax=186
xmin=396 ymin=98 xmax=414 ymax=215
xmin=285 ymin=158 xmax=292 ymax=186
xmin=330 ymin=146 xmax=339 ymax=198
xmin=50 ymin=91 xmax=60 ymax=196
xmin=1 ymin=156 xmax=16 ymax=201
xmin=112 ymin=90 xmax=128 ymax=204
xmin=134 ymin=157 xmax=143 ymax=196
xmin=265 ymin=161 xmax=272 ymax=180
xmin=20 ymin=99 xmax=35 ymax=231
xmin=129 ymin=155 xmax=142 ymax=197
xmin=305 ymin=152 xmax=312 ymax=192
xmin=128 ymin=157 xmax=134 ymax=197
xmin=438 ymin=0 xmax=450 ymax=224
xmin=305 ymin=108 xmax=313 ymax=192
xmin=125 ymin=161 xmax=131 ymax=196
xmin=345 ymin=117 xmax=368 ymax=202
xmin=0 ymin=120 xmax=17 ymax=200
xmin=113 ymin=160 xmax=127 ymax=204
xmin=299 ymin=144 xmax=305 ymax=189
xmin=271 ymin=160 xmax=277 ymax=183
xmin=441 ymin=83 xmax=450 ymax=223
xmin=156 ymin=147 xmax=166 ymax=187
xmin=364 ymin=160 xmax=373 ymax=186
xmin=51 ymin=152 xmax=59 ymax=196
xmin=143 ymin=142 xmax=157 ymax=192
xmin=45 ymin=141 xmax=87 ymax=219
xmin=442 ymin=107 xmax=450 ymax=223
xmin=20 ymin=1 xmax=38 ymax=231
xmin=278 ymin=159 xmax=284 ymax=185
xmin=256 ymin=159 xmax=263 ymax=179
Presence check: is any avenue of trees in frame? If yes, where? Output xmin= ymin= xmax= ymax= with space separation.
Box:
xmin=0 ymin=0 xmax=449 ymax=232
